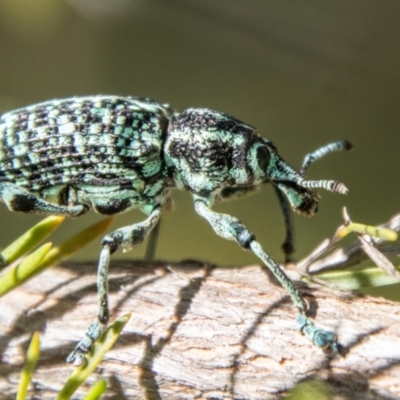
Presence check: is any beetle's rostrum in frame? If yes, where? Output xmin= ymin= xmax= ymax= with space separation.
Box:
xmin=0 ymin=96 xmax=353 ymax=365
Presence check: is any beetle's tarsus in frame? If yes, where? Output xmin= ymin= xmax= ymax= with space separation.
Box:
xmin=297 ymin=314 xmax=339 ymax=353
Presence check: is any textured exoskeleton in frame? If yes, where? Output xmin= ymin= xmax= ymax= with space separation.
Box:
xmin=0 ymin=96 xmax=353 ymax=365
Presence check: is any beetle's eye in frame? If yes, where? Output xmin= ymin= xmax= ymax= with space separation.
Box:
xmin=256 ymin=146 xmax=270 ymax=171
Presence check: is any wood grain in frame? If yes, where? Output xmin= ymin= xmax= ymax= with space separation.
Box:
xmin=0 ymin=260 xmax=399 ymax=399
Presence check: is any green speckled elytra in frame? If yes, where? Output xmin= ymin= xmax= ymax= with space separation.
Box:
xmin=0 ymin=96 xmax=353 ymax=364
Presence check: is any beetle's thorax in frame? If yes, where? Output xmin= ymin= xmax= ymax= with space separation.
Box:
xmin=164 ymin=108 xmax=266 ymax=196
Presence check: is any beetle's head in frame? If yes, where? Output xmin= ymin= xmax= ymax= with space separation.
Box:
xmin=249 ymin=137 xmax=348 ymax=215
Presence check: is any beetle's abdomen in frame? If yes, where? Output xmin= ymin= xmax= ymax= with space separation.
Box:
xmin=0 ymin=96 xmax=171 ymax=192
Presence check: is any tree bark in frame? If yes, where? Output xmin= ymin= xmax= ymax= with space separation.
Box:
xmin=0 ymin=260 xmax=399 ymax=399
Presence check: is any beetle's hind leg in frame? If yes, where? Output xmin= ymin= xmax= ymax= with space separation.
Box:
xmin=66 ymin=205 xmax=162 ymax=366
xmin=144 ymin=194 xmax=174 ymax=261
xmin=0 ymin=182 xmax=88 ymax=217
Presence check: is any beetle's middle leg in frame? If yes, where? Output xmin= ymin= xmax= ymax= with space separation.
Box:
xmin=66 ymin=205 xmax=162 ymax=365
xmin=273 ymin=186 xmax=295 ymax=263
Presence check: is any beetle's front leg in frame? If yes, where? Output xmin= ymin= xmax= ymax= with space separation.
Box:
xmin=66 ymin=206 xmax=162 ymax=365
xmin=194 ymin=199 xmax=338 ymax=352
xmin=0 ymin=182 xmax=88 ymax=217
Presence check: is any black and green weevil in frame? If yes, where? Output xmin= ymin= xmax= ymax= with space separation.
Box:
xmin=0 ymin=96 xmax=353 ymax=365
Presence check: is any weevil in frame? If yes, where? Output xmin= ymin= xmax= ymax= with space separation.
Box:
xmin=0 ymin=96 xmax=353 ymax=365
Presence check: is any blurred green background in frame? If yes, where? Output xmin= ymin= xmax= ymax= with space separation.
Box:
xmin=0 ymin=0 xmax=399 ymax=267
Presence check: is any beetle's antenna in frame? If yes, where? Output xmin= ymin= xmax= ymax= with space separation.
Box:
xmin=301 ymin=140 xmax=354 ymax=174
xmin=298 ymin=179 xmax=348 ymax=194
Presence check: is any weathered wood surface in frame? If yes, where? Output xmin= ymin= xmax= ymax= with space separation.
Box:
xmin=0 ymin=261 xmax=399 ymax=399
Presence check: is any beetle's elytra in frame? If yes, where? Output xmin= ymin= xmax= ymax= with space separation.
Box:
xmin=0 ymin=96 xmax=353 ymax=364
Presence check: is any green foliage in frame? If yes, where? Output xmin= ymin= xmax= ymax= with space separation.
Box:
xmin=0 ymin=217 xmax=113 ymax=297
xmin=304 ymin=211 xmax=400 ymax=299
xmin=83 ymin=380 xmax=107 ymax=400
xmin=0 ymin=215 xmax=64 ymax=268
xmin=318 ymin=266 xmax=400 ymax=291
xmin=17 ymin=332 xmax=40 ymax=400
xmin=0 ymin=217 xmax=116 ymax=398
xmin=284 ymin=380 xmax=331 ymax=400
xmin=14 ymin=318 xmax=128 ymax=400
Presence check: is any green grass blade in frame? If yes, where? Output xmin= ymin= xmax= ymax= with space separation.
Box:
xmin=0 ymin=218 xmax=113 ymax=298
xmin=36 ymin=217 xmax=114 ymax=273
xmin=83 ymin=379 xmax=107 ymax=400
xmin=16 ymin=332 xmax=41 ymax=400
xmin=317 ymin=266 xmax=400 ymax=290
xmin=56 ymin=314 xmax=131 ymax=400
xmin=0 ymin=216 xmax=64 ymax=268
xmin=0 ymin=243 xmax=52 ymax=297
xmin=337 ymin=222 xmax=398 ymax=241
xmin=349 ymin=222 xmax=398 ymax=241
